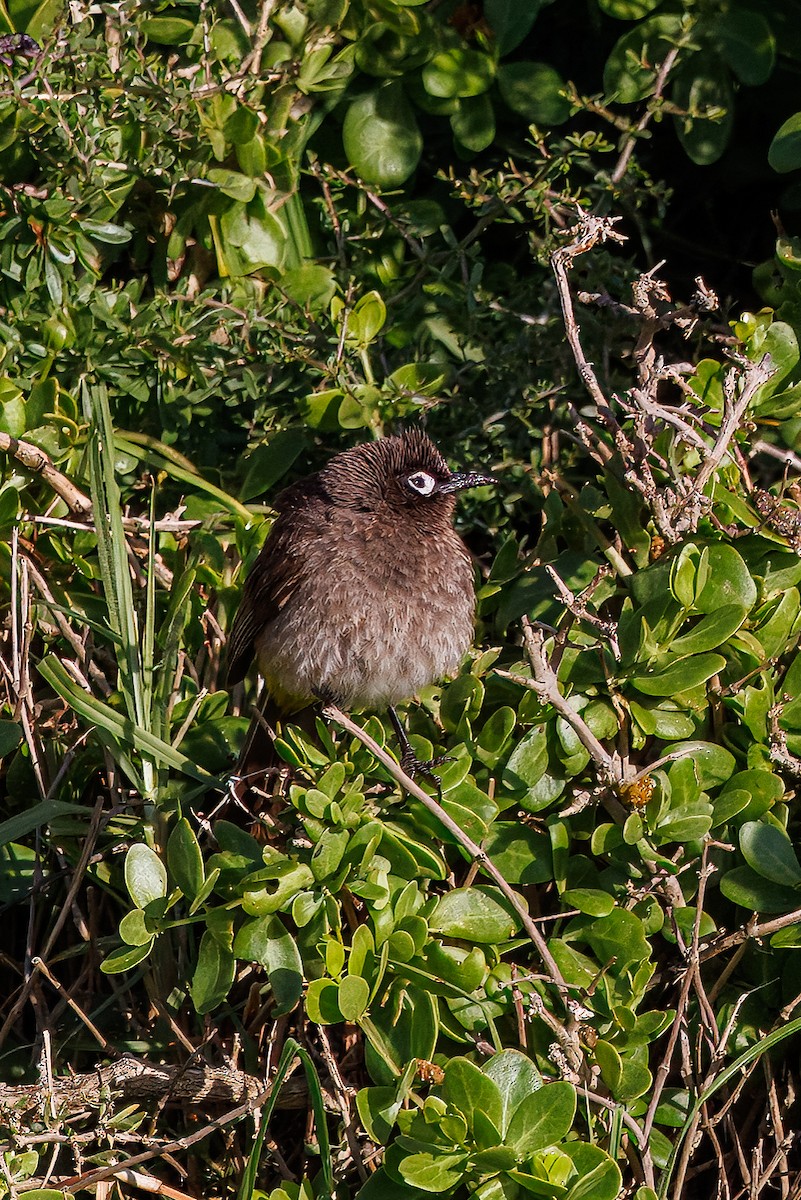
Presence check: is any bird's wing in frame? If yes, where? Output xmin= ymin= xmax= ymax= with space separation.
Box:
xmin=226 ymin=476 xmax=326 ymax=686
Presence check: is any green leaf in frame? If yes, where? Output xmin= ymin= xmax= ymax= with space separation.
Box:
xmin=652 ymin=1089 xmax=691 ymax=1129
xmin=506 ymin=1080 xmax=576 ymax=1155
xmin=119 ymin=909 xmax=152 ymax=946
xmin=356 ymin=1085 xmax=406 ymax=1144
xmin=740 ymin=820 xmax=801 ymax=887
xmin=422 ymin=941 xmax=486 ymax=991
xmin=673 ymin=56 xmax=734 ymax=166
xmin=666 ymin=755 xmax=700 ymax=805
xmin=339 ymin=973 xmax=371 ymax=1021
xmin=720 ymin=770 xmax=784 ymax=822
xmin=400 ymin=1151 xmax=469 ymax=1192
xmin=311 ymin=827 xmax=350 ymax=881
xmin=207 ymin=168 xmax=258 ymax=203
xmin=630 ymin=653 xmax=726 ymax=697
xmin=264 ymin=858 xmax=324 ymax=910
xmin=429 ymin=886 xmax=521 ymax=942
xmin=669 ymin=604 xmax=746 ymax=655
xmin=564 ymin=1154 xmax=622 ymax=1200
xmin=346 ymin=290 xmax=387 ymax=346
xmin=124 ymin=843 xmax=167 ymax=908
xmin=23 ymin=0 xmax=62 ymax=40
xmin=363 ymin=985 xmax=438 ymax=1084
xmin=476 ymin=706 xmax=517 ymax=767
xmin=37 ymin=655 xmax=217 ymax=787
xmin=387 ymin=361 xmax=447 ymax=395
xmin=483 ymin=1049 xmax=543 ymax=1137
xmin=215 ymin=193 xmax=287 ymax=275
xmin=712 ymin=788 xmax=751 ymax=826
xmin=484 ymin=0 xmax=541 ymax=54
xmin=720 ymin=865 xmax=801 ymax=913
xmin=224 ymin=105 xmax=259 ymax=145
xmin=603 ymin=15 xmax=685 ymax=104
xmin=770 ymin=111 xmax=801 ymax=174
xmin=443 ymin=1058 xmax=504 ymax=1138
xmin=280 ymin=264 xmax=336 ymax=312
xmin=79 ymin=219 xmax=132 ymax=245
xmin=0 ymin=800 xmax=90 ymax=849
xmin=561 ymin=888 xmax=615 ymax=917
xmin=497 ymin=62 xmax=571 ymax=125
xmin=482 ymin=823 xmax=552 ymax=885
xmin=715 ymin=9 xmax=775 ymax=86
xmin=191 ymin=930 xmax=236 ymax=1013
xmin=570 ymin=908 xmax=651 ymax=973
xmin=594 ymin=1040 xmax=623 ymax=1092
xmin=140 ymin=16 xmax=196 ymax=43
xmin=355 ymin=1167 xmax=429 ymax=1200
xmin=233 ymin=914 xmax=304 ymax=1014
xmin=655 ymin=802 xmax=713 ymax=844
xmin=100 ymin=940 xmax=154 ymax=974
xmin=239 ymin=428 xmax=307 ymax=502
xmin=423 ymin=48 xmax=495 ymax=99
xmin=441 ymin=674 xmax=484 ymax=732
xmin=0 ymin=843 xmax=36 ymax=904
xmin=0 ymin=385 xmax=25 ymax=436
xmin=343 ymin=83 xmax=422 ymax=187
xmin=616 ymin=1056 xmax=652 ymax=1102
xmin=697 ymin=544 xmax=758 ymax=611
xmin=306 ymin=977 xmax=344 ymax=1024
xmin=167 ymin=817 xmax=204 ymax=902
xmin=502 ymin=725 xmax=548 ymax=796
xmin=668 ymin=742 xmax=736 ymax=789
xmin=451 ymin=94 xmax=495 ymax=153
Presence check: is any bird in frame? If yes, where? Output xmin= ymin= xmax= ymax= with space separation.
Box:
xmin=226 ymin=428 xmax=494 ymax=787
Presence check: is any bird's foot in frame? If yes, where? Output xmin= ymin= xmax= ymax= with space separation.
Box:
xmin=398 ymin=747 xmax=455 ymax=787
xmin=388 ymin=705 xmax=453 ymax=787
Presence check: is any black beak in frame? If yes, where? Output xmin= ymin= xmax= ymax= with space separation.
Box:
xmin=437 ymin=470 xmax=496 ymax=494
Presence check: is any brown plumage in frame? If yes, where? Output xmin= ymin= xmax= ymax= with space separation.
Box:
xmin=227 ymin=429 xmax=493 ymax=775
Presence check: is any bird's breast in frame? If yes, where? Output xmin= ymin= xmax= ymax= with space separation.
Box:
xmin=255 ymin=519 xmax=476 ymax=710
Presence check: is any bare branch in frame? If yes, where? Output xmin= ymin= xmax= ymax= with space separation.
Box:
xmin=0 ymin=431 xmax=92 ymax=515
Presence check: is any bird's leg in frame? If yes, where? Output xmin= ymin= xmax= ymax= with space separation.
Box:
xmin=387 ymin=706 xmax=454 ymax=786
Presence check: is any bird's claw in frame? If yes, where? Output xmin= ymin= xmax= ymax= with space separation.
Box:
xmin=399 ymin=750 xmax=455 ymax=786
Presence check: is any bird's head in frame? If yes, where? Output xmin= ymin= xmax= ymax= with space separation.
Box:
xmin=320 ymin=429 xmax=494 ymax=520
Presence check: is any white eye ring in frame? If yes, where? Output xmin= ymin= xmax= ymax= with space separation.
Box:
xmin=406 ymin=471 xmax=437 ymax=496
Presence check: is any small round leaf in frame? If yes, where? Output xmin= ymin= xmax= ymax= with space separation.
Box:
xmin=124 ymin=844 xmax=167 ymax=909
xmin=343 ymin=83 xmax=422 ymax=187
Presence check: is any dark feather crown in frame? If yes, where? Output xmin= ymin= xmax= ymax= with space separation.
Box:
xmin=319 ymin=429 xmax=453 ymax=512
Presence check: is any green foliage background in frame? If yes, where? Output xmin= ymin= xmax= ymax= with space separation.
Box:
xmin=5 ymin=0 xmax=801 ymax=1197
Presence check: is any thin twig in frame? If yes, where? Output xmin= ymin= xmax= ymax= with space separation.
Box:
xmin=519 ymin=618 xmax=620 ymax=782
xmin=551 ymin=212 xmax=627 ymax=441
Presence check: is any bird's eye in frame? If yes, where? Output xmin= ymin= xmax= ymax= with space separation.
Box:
xmin=406 ymin=471 xmax=437 ymax=496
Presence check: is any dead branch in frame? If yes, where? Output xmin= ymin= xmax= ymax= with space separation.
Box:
xmin=514 ymin=617 xmax=622 ymax=786
xmin=550 ymin=212 xmax=627 ymax=460
xmin=0 ymin=432 xmax=92 ymax=515
xmin=691 ymin=354 xmax=775 ymax=497
xmin=0 ymin=1056 xmax=316 ymax=1118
